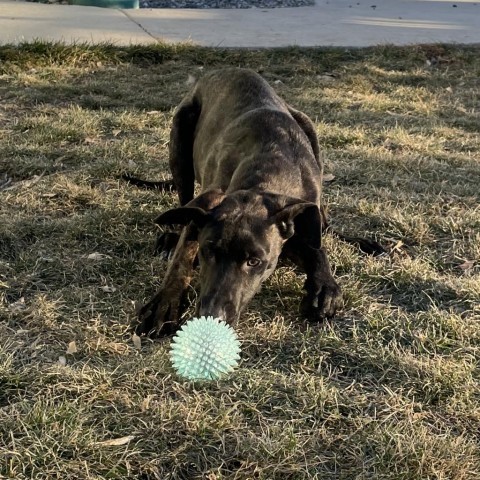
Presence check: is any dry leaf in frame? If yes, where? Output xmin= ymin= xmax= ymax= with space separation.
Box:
xmin=101 ymin=285 xmax=117 ymax=293
xmin=146 ymin=110 xmax=160 ymax=115
xmin=322 ymin=173 xmax=335 ymax=183
xmin=458 ymin=259 xmax=475 ymax=273
xmin=66 ymin=341 xmax=77 ymax=355
xmin=58 ymin=356 xmax=67 ymax=366
xmin=127 ymin=159 xmax=138 ymax=169
xmin=85 ymin=252 xmax=111 ymax=261
xmin=84 ymin=137 xmax=97 ymax=144
xmin=317 ymin=74 xmax=336 ymax=83
xmin=112 ymin=129 xmax=121 ymax=137
xmin=95 ymin=435 xmax=135 ymax=446
xmin=132 ymin=334 xmax=142 ymax=350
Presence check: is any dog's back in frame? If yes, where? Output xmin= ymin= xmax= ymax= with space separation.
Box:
xmin=188 ymin=69 xmax=322 ymax=203
xmin=195 ymin=68 xmax=289 ymax=129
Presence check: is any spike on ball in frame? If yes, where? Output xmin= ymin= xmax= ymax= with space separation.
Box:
xmin=170 ymin=316 xmax=241 ymax=381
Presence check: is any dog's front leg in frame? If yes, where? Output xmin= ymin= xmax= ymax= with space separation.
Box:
xmin=136 ymin=223 xmax=199 ymax=337
xmin=284 ymin=238 xmax=343 ymax=321
xmin=300 ymin=246 xmax=343 ymax=321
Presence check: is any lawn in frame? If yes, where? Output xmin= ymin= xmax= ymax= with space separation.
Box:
xmin=0 ymin=42 xmax=479 ymax=479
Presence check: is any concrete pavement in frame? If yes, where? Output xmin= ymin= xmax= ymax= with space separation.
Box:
xmin=1 ymin=0 xmax=480 ymax=47
xmin=0 ymin=0 xmax=154 ymax=44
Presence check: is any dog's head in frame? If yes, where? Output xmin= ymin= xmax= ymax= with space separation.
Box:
xmin=156 ymin=189 xmax=322 ymax=324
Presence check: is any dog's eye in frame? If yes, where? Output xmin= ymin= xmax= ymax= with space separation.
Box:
xmin=246 ymin=258 xmax=262 ymax=268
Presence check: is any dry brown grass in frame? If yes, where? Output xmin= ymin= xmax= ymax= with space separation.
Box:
xmin=1 ymin=42 xmax=479 ymax=479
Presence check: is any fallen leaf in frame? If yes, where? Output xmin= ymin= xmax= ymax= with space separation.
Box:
xmin=112 ymin=129 xmax=121 ymax=137
xmin=95 ymin=435 xmax=135 ymax=446
xmin=101 ymin=285 xmax=117 ymax=293
xmin=66 ymin=341 xmax=77 ymax=354
xmin=85 ymin=252 xmax=111 ymax=261
xmin=132 ymin=334 xmax=142 ymax=350
xmin=458 ymin=259 xmax=475 ymax=273
xmin=127 ymin=159 xmax=138 ymax=169
xmin=84 ymin=137 xmax=97 ymax=144
xmin=316 ymin=74 xmax=336 ymax=83
xmin=146 ymin=110 xmax=160 ymax=115
xmin=322 ymin=173 xmax=335 ymax=183
xmin=58 ymin=356 xmax=67 ymax=366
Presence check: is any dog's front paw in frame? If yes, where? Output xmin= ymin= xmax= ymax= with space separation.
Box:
xmin=135 ymin=289 xmax=186 ymax=337
xmin=300 ymin=280 xmax=343 ymax=322
xmin=154 ymin=232 xmax=180 ymax=260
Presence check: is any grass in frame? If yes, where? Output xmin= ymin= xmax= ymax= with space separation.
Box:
xmin=0 ymin=41 xmax=479 ymax=479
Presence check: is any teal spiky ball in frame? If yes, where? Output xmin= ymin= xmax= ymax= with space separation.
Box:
xmin=170 ymin=316 xmax=241 ymax=381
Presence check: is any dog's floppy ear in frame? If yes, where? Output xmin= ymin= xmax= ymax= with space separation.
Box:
xmin=156 ymin=206 xmax=210 ymax=227
xmin=268 ymin=195 xmax=322 ymax=249
xmin=155 ymin=189 xmax=225 ymax=227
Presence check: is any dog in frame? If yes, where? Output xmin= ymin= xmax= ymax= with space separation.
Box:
xmin=132 ymin=68 xmax=383 ymax=337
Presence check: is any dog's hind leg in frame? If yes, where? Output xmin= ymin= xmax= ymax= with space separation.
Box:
xmin=151 ymin=93 xmax=201 ymax=260
xmin=288 ymin=106 xmax=385 ymax=256
xmin=169 ymin=94 xmax=201 ymax=206
xmin=288 ymin=105 xmax=322 ymax=166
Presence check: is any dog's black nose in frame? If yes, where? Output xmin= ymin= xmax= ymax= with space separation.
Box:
xmin=196 ymin=297 xmax=235 ymax=323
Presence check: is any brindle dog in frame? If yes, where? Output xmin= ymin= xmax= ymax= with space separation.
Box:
xmin=133 ymin=68 xmax=383 ymax=337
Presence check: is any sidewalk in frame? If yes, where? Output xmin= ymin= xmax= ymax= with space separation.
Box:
xmin=1 ymin=0 xmax=479 ymax=47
